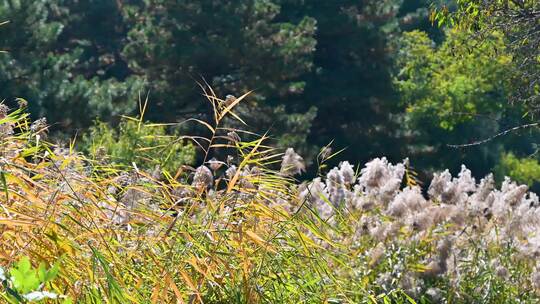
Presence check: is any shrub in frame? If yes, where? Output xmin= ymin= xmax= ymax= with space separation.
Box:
xmin=495 ymin=152 xmax=540 ymax=187
xmin=80 ymin=116 xmax=195 ymax=174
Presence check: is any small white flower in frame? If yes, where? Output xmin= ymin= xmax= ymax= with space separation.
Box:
xmin=30 ymin=117 xmax=48 ymax=133
xmin=428 ymin=166 xmax=473 ymax=205
xmin=23 ymin=291 xmax=58 ymax=301
xmin=358 ymin=157 xmax=405 ymax=204
xmin=227 ymin=131 xmax=241 ymax=143
xmin=0 ymin=104 xmax=8 ymax=118
xmin=387 ymin=186 xmax=427 ymax=217
xmin=456 ymin=165 xmax=476 ymax=193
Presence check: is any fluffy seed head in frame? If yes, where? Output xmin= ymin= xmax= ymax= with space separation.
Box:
xmin=208 ymin=157 xmax=223 ymax=171
xmin=227 ymin=131 xmax=241 ymax=143
xmin=192 ymin=165 xmax=213 ymax=189
xmin=0 ymin=104 xmax=8 ymax=118
xmin=280 ymin=148 xmax=305 ymax=176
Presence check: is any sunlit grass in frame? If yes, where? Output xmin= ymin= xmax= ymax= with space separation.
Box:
xmin=0 ymin=90 xmax=538 ymax=303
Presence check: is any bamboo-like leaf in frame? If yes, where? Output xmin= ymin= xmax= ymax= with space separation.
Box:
xmin=183 ymin=118 xmax=215 ymax=134
xmin=180 ymin=270 xmax=202 ymax=303
xmin=209 ymin=144 xmax=235 ymax=149
xmin=0 ymin=170 xmax=8 ymax=202
xmin=0 ymin=218 xmax=36 ymax=227
xmin=218 ymin=91 xmax=251 ymax=121
xmin=198 ymin=81 xmax=219 ymax=124
xmin=227 ymin=110 xmax=247 ymax=125
xmin=227 ymin=134 xmax=266 ymax=193
xmin=245 ymin=230 xmax=276 ymax=253
xmin=165 ymin=274 xmax=185 ymax=303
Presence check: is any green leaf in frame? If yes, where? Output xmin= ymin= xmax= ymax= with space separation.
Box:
xmin=45 ymin=262 xmax=60 ymax=283
xmin=402 ymin=291 xmax=418 ymax=304
xmin=37 ymin=262 xmax=47 ymax=282
xmin=36 ymin=260 xmax=59 ymax=284
xmin=9 ymin=257 xmax=40 ymax=293
xmin=0 ymin=170 xmax=8 ymax=202
xmin=437 ymin=16 xmax=446 ymax=27
xmin=62 ymin=298 xmax=74 ymax=304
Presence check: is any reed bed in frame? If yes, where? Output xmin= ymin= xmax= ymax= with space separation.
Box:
xmin=0 ymin=92 xmax=538 ymax=303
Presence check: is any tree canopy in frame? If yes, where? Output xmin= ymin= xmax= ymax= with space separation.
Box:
xmin=0 ymin=0 xmax=538 ymax=184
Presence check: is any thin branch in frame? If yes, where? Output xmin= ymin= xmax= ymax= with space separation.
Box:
xmin=447 ymin=122 xmax=540 ymax=148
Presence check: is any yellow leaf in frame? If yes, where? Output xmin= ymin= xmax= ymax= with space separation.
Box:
xmin=217 ymin=91 xmax=251 ymax=124
xmin=180 ymin=270 xmax=203 ymax=303
xmin=0 ymin=218 xmax=36 ymax=227
xmin=165 ymin=274 xmax=185 ymax=303
xmin=245 ymin=230 xmax=276 ymax=253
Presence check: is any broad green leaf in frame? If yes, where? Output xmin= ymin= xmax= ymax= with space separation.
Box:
xmin=10 ymin=257 xmax=40 ymax=293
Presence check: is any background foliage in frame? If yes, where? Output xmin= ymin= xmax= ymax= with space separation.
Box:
xmin=0 ymin=0 xmax=539 ymax=184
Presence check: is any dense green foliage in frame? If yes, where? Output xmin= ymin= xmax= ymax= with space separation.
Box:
xmin=81 ymin=116 xmax=195 ymax=173
xmin=432 ymin=0 xmax=539 ymax=106
xmin=496 ymin=153 xmax=540 ymax=187
xmin=0 ymin=1 xmax=145 ymax=128
xmin=396 ymin=30 xmax=510 ymax=131
xmin=394 ymin=28 xmax=534 ymax=176
xmin=0 ymin=0 xmax=538 ymax=187
xmin=0 ymin=0 xmax=431 ymax=163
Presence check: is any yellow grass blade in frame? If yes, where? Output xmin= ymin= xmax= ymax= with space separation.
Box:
xmin=218 ymin=91 xmax=251 ymax=122
xmin=180 ymin=270 xmax=202 ymax=303
xmin=0 ymin=218 xmax=37 ymax=227
xmin=245 ymin=230 xmax=277 ymax=253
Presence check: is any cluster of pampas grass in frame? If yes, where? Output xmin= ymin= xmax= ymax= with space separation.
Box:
xmin=300 ymin=156 xmax=540 ymax=302
xmin=0 ymin=91 xmax=539 ymax=303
